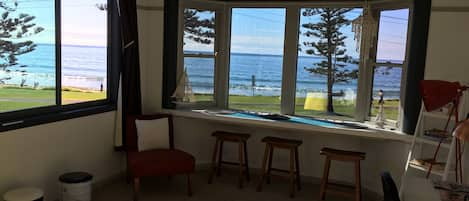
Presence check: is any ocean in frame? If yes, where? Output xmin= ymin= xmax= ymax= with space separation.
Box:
xmin=0 ymin=43 xmax=107 ymax=90
xmin=0 ymin=44 xmax=402 ymax=99
xmin=185 ymin=53 xmax=402 ymax=99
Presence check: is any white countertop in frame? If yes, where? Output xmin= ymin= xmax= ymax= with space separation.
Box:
xmin=163 ymin=109 xmax=414 ymax=143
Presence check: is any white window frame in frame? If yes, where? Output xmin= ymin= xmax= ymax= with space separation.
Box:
xmin=177 ymin=0 xmax=413 ymax=131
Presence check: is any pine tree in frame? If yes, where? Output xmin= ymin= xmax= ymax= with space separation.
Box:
xmin=184 ymin=9 xmax=215 ymax=45
xmin=302 ymin=8 xmax=358 ymax=113
xmin=0 ymin=2 xmax=44 ymax=84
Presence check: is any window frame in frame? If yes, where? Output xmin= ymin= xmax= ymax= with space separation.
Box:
xmin=178 ymin=1 xmax=225 ymax=108
xmin=362 ymin=6 xmax=414 ymax=128
xmin=174 ymin=0 xmax=413 ymax=131
xmin=0 ymin=0 xmax=118 ymax=132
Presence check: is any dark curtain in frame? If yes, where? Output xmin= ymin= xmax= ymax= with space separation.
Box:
xmin=402 ymin=0 xmax=432 ymax=134
xmin=162 ymin=0 xmax=179 ymax=109
xmin=117 ymin=0 xmax=142 ymax=147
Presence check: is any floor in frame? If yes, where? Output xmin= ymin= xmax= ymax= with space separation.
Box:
xmin=93 ymin=169 xmax=381 ymax=201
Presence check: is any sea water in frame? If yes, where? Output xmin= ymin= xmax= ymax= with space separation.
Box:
xmin=0 ymin=44 xmax=401 ymax=99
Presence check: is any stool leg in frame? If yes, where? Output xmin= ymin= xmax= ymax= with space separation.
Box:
xmin=319 ymin=158 xmax=331 ymax=201
xmin=266 ymin=144 xmax=274 ymax=184
xmin=295 ymin=147 xmax=301 ymax=191
xmin=208 ymin=139 xmax=219 ymax=184
xmin=355 ymin=161 xmax=362 ymax=201
xmin=257 ymin=143 xmax=270 ymax=192
xmin=244 ymin=141 xmax=250 ymax=182
xmin=217 ymin=140 xmax=224 ymax=176
xmin=289 ymin=148 xmax=296 ymax=198
xmin=238 ymin=140 xmax=244 ymax=188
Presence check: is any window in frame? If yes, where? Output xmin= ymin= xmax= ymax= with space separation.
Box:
xmin=0 ymin=0 xmax=116 ymax=131
xmin=172 ymin=1 xmax=413 ymax=129
xmin=0 ymin=0 xmax=56 ymax=113
xmin=62 ymin=0 xmax=109 ymax=104
xmin=370 ymin=9 xmax=409 ymax=123
xmin=228 ymin=8 xmax=286 ymax=113
xmin=295 ymin=8 xmax=362 ymax=120
xmin=180 ymin=8 xmax=216 ymax=104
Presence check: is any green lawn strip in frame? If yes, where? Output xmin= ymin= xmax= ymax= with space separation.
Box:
xmin=0 ymin=87 xmax=55 ymax=99
xmin=62 ymin=91 xmax=106 ymax=102
xmin=194 ymin=94 xmax=399 ymax=120
xmin=0 ymin=87 xmax=107 ymax=112
xmin=0 ymin=102 xmax=53 ymax=112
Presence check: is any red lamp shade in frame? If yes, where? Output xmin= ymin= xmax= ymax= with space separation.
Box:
xmin=420 ymin=80 xmax=461 ymax=112
xmin=454 ymin=120 xmax=469 ymax=142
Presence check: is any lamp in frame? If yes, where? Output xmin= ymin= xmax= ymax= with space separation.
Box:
xmin=453 ymin=119 xmax=469 ymax=184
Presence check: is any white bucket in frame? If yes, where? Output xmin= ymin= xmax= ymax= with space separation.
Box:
xmin=61 ymin=180 xmax=92 ymax=201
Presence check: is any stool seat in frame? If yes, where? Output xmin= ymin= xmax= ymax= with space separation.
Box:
xmin=320 ymin=148 xmax=365 ymax=161
xmin=261 ymin=136 xmax=303 ymax=146
xmin=213 ymin=131 xmax=251 ymax=141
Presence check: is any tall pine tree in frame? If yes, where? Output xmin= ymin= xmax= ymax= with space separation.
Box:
xmin=184 ymin=9 xmax=215 ymax=45
xmin=302 ymin=8 xmax=358 ymax=113
xmin=0 ymin=1 xmax=43 ymax=84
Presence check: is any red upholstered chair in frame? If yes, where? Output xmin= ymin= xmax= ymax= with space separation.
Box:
xmin=126 ymin=114 xmax=195 ymax=200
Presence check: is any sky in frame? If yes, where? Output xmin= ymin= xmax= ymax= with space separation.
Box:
xmin=12 ymin=0 xmax=107 ymax=46
xmin=185 ymin=8 xmax=409 ymax=62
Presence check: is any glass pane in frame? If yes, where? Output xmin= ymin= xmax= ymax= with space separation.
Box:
xmin=181 ymin=8 xmax=216 ymax=103
xmin=0 ymin=1 xmax=56 ymax=113
xmin=184 ymin=9 xmax=215 ymax=55
xmin=295 ymin=8 xmax=362 ymax=120
xmin=371 ymin=9 xmax=409 ymax=122
xmin=376 ymin=9 xmax=409 ymax=63
xmin=228 ymin=8 xmax=286 ymax=113
xmin=61 ymin=0 xmax=108 ymax=104
xmin=371 ymin=66 xmax=402 ymax=121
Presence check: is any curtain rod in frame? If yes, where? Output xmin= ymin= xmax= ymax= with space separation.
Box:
xmin=137 ymin=4 xmax=164 ymax=11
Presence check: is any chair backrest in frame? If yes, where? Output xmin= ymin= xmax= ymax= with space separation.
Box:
xmin=125 ymin=114 xmax=175 ymax=152
xmin=381 ymin=172 xmax=401 ymax=201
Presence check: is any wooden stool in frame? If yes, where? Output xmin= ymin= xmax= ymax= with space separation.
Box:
xmin=319 ymin=147 xmax=366 ymax=201
xmin=257 ymin=136 xmax=302 ymax=198
xmin=208 ymin=131 xmax=251 ymax=188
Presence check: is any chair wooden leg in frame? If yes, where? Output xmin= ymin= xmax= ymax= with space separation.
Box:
xmin=244 ymin=141 xmax=250 ymax=182
xmin=458 ymin=140 xmax=463 ymax=184
xmin=319 ymin=158 xmax=331 ymax=201
xmin=289 ymin=148 xmax=296 ymax=198
xmin=208 ymin=139 xmax=219 ymax=184
xmin=266 ymin=145 xmax=274 ymax=184
xmin=238 ymin=141 xmax=244 ymax=189
xmin=217 ymin=140 xmax=224 ymax=176
xmin=355 ymin=161 xmax=362 ymax=201
xmin=187 ymin=174 xmax=193 ymax=197
xmin=295 ymin=147 xmax=301 ymax=191
xmin=257 ymin=143 xmax=270 ymax=192
xmin=133 ymin=177 xmax=140 ymax=201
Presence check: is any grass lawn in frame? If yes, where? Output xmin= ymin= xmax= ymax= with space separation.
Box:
xmin=194 ymin=94 xmax=400 ymax=121
xmin=0 ymin=87 xmax=106 ymax=112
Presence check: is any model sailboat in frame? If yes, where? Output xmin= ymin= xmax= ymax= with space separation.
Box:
xmin=172 ymin=68 xmax=196 ymax=103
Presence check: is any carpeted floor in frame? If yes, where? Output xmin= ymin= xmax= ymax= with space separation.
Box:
xmin=93 ymin=169 xmax=381 ymax=201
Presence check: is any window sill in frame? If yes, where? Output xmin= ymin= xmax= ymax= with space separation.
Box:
xmin=162 ymin=109 xmax=414 ymax=143
xmin=0 ymin=104 xmax=116 ymax=133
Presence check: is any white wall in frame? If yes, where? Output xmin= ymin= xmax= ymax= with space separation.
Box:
xmin=425 ymin=0 xmax=469 ymax=83
xmin=0 ymin=112 xmax=124 ymax=201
